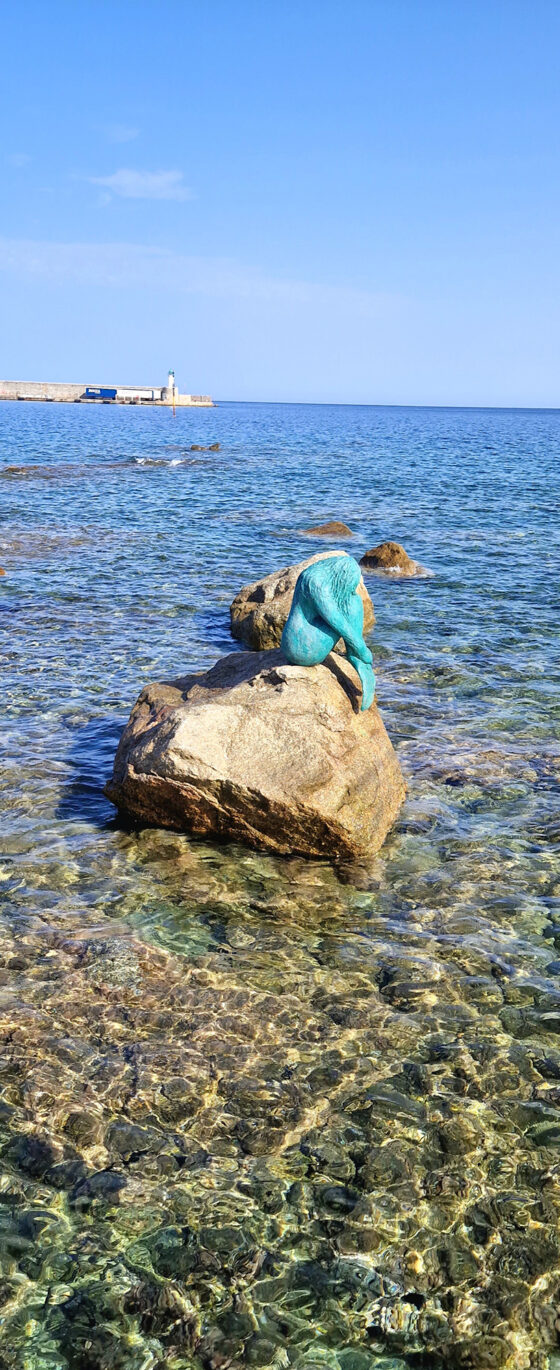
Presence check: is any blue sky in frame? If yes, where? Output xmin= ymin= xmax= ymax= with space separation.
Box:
xmin=1 ymin=0 xmax=559 ymax=405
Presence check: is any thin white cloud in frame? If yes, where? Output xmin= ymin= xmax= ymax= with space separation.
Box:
xmin=0 ymin=237 xmax=407 ymax=317
xmin=7 ymin=153 xmax=31 ymax=168
xmin=89 ymin=169 xmax=192 ymax=201
xmin=101 ymin=124 xmax=140 ymax=144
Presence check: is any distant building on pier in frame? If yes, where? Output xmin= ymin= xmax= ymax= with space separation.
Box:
xmin=0 ymin=371 xmax=213 ymax=407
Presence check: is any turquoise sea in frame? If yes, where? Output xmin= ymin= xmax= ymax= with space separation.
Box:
xmin=1 ymin=399 xmax=559 ymax=1370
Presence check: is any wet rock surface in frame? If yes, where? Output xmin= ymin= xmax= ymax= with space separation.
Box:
xmin=230 ymin=551 xmax=374 ymax=650
xmin=1 ymin=840 xmax=560 ymax=1370
xmin=303 ymin=521 xmax=355 ymax=537
xmin=360 ymin=542 xmax=426 ymax=576
xmin=106 ymin=649 xmax=404 ymax=860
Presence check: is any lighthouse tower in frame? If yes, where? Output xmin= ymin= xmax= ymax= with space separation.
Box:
xmin=162 ymin=369 xmax=177 ymax=403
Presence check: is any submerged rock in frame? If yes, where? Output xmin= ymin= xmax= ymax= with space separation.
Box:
xmin=304 ymin=521 xmax=354 ymax=536
xmin=106 ymin=648 xmax=405 ymax=861
xmin=230 ymin=551 xmax=374 ymax=650
xmin=360 ymin=541 xmax=426 ymax=576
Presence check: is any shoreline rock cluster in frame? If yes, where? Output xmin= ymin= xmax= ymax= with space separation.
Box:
xmin=302 ymin=523 xmax=430 ymax=576
xmin=107 ymin=543 xmax=409 ymax=860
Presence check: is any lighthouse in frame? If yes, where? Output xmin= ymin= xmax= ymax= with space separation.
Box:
xmin=162 ymin=369 xmax=178 ymax=403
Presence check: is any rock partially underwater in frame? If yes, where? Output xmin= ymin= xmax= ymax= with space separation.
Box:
xmin=303 ymin=519 xmax=354 ymax=536
xmin=106 ymin=648 xmax=405 ymax=861
xmin=4 ymin=890 xmax=560 ymax=1370
xmin=230 ymin=550 xmax=374 ymax=650
xmin=360 ymin=541 xmax=428 ymax=576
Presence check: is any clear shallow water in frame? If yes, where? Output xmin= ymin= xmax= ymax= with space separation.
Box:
xmin=0 ymin=399 xmax=559 ymax=1370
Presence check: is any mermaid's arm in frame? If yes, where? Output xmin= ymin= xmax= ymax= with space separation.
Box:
xmin=308 ymin=578 xmax=372 ymax=662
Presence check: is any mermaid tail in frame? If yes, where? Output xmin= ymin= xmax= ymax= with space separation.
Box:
xmin=348 ymin=652 xmax=375 ymax=711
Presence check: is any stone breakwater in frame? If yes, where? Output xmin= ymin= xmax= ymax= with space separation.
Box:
xmin=0 ymin=380 xmax=213 ymax=406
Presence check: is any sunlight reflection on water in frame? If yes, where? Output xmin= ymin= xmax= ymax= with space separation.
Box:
xmin=0 ymin=400 xmax=559 ymax=1369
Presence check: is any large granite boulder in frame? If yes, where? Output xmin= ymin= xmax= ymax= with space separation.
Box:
xmin=230 ymin=551 xmax=374 ymax=650
xmin=106 ymin=649 xmax=405 ymax=862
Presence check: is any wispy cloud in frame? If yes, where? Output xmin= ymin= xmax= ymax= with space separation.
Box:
xmin=0 ymin=237 xmax=406 ymax=317
xmin=89 ymin=169 xmax=192 ymax=201
xmin=7 ymin=153 xmax=31 ymax=168
xmin=101 ymin=124 xmax=140 ymax=144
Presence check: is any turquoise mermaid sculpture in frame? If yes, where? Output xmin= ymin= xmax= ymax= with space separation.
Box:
xmin=281 ymin=554 xmax=375 ymax=710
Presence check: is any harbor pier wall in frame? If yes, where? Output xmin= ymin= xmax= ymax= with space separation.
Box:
xmin=0 ymin=381 xmax=85 ymax=402
xmin=0 ymin=380 xmax=214 ymax=407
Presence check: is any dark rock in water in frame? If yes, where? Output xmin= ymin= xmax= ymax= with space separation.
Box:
xmin=230 ymin=550 xmax=374 ymax=650
xmin=81 ymin=937 xmax=141 ymax=990
xmin=495 ymin=1233 xmax=560 ymax=1280
xmin=360 ymin=541 xmax=426 ymax=576
xmin=124 ymin=1278 xmax=200 ymax=1343
xmin=105 ymin=1120 xmax=165 ymax=1158
xmin=190 ymin=442 xmax=220 ymax=451
xmin=439 ymin=1238 xmax=480 ymax=1283
xmin=304 ymin=520 xmax=354 ymax=536
xmin=317 ymin=1183 xmax=360 ymax=1213
xmin=526 ymin=1122 xmax=560 ymax=1148
xmin=436 ymin=1116 xmax=485 ymax=1156
xmin=45 ymin=1159 xmax=91 ymax=1190
xmin=59 ymin=1290 xmax=98 ymax=1327
xmin=245 ymin=1335 xmax=280 ymax=1365
xmin=301 ymin=1137 xmax=356 ymax=1180
xmin=159 ymin=1075 xmax=203 ymax=1122
xmin=72 ymin=1168 xmax=127 ymax=1201
xmin=147 ymin=1225 xmax=198 ymax=1279
xmin=63 ymin=1109 xmax=103 ymax=1146
xmin=106 ymin=648 xmax=405 ymax=861
xmin=5 ymin=1133 xmax=59 ymax=1178
xmin=17 ymin=1209 xmax=54 ymax=1242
